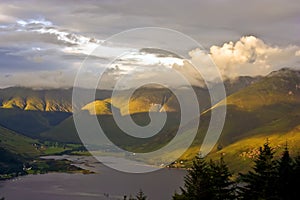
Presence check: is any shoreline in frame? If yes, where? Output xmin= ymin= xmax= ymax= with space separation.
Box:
xmin=1 ymin=154 xmax=187 ymax=182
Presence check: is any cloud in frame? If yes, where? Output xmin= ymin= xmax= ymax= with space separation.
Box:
xmin=0 ymin=70 xmax=75 ymax=89
xmin=0 ymin=0 xmax=299 ymax=89
xmin=0 ymin=18 xmax=90 ymax=72
xmin=1 ymin=34 xmax=300 ymax=89
xmin=189 ymin=36 xmax=300 ymax=79
xmin=0 ymin=18 xmax=131 ymax=75
xmin=0 ymin=0 xmax=300 ymax=48
xmin=0 ymin=18 xmax=103 ymax=51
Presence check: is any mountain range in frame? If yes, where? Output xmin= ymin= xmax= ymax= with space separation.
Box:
xmin=0 ymin=68 xmax=299 ymax=171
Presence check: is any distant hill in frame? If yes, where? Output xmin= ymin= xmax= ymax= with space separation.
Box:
xmin=0 ymin=125 xmax=40 ymax=157
xmin=38 ymin=76 xmax=261 ymax=143
xmin=0 ymin=125 xmax=40 ymax=174
xmin=0 ymin=87 xmax=114 ymax=112
xmin=177 ymin=68 xmax=300 ymax=171
xmin=219 ymin=68 xmax=300 ymax=144
xmin=0 ymin=108 xmax=71 ymax=138
xmin=0 ymin=87 xmax=113 ymax=137
xmin=40 ymin=115 xmax=80 ymax=143
xmin=0 ymin=71 xmax=282 ymax=171
xmin=0 ymin=75 xmax=258 ymax=114
xmin=0 ymin=87 xmax=73 ymax=112
xmin=0 ymin=87 xmax=74 ymax=137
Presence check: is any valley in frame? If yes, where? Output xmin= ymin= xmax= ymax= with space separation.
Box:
xmin=0 ymin=68 xmax=300 ymax=175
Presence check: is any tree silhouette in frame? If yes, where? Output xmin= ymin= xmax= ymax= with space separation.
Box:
xmin=285 ymin=153 xmax=300 ymax=199
xmin=173 ymin=156 xmax=212 ymax=200
xmin=136 ymin=189 xmax=147 ymax=200
xmin=174 ymin=143 xmax=300 ymax=200
xmin=209 ymin=156 xmax=236 ymax=200
xmin=239 ymin=142 xmax=279 ymax=199
xmin=277 ymin=144 xmax=294 ymax=199
xmin=173 ymin=155 xmax=235 ymax=200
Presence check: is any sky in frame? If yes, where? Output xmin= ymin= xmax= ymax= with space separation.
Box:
xmin=0 ymin=0 xmax=300 ymax=88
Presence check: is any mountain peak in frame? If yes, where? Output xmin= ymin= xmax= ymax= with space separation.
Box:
xmin=267 ymin=68 xmax=300 ymax=78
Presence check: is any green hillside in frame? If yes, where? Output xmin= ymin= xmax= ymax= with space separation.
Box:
xmin=2 ymin=70 xmax=295 ymax=172
xmin=41 ymin=111 xmax=181 ymax=148
xmin=0 ymin=125 xmax=41 ymax=175
xmin=0 ymin=77 xmax=257 ymax=140
xmin=0 ymin=108 xmax=71 ymax=138
xmin=176 ymin=68 xmax=300 ymax=171
xmin=42 ymin=69 xmax=300 ymax=168
xmin=40 ymin=115 xmax=80 ymax=143
xmin=0 ymin=125 xmax=40 ymax=157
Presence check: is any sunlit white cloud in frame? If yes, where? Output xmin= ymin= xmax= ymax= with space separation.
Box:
xmin=12 ymin=18 xmax=104 ymax=56
xmin=189 ymin=36 xmax=300 ymax=79
xmin=17 ymin=19 xmax=53 ymax=26
xmin=114 ymin=50 xmax=184 ymax=71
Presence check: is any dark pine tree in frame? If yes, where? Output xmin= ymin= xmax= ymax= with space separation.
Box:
xmin=209 ymin=155 xmax=236 ymax=200
xmin=239 ymin=142 xmax=279 ymax=200
xmin=173 ymin=155 xmax=235 ymax=200
xmin=277 ymin=144 xmax=294 ymax=199
xmin=136 ymin=189 xmax=147 ymax=200
xmin=289 ymin=155 xmax=300 ymax=199
xmin=173 ymin=155 xmax=212 ymax=200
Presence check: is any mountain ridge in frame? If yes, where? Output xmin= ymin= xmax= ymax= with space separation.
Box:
xmin=1 ymin=68 xmax=300 ymax=172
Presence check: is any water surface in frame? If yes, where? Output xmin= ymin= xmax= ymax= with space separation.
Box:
xmin=0 ymin=156 xmax=186 ymax=200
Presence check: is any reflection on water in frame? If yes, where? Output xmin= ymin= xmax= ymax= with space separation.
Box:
xmin=0 ymin=156 xmax=186 ymax=200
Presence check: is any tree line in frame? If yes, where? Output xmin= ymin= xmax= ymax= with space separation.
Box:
xmin=173 ymin=142 xmax=300 ymax=200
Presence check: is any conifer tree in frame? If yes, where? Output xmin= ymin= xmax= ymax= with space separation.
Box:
xmin=173 ymin=155 xmax=235 ymax=200
xmin=136 ymin=189 xmax=147 ymax=200
xmin=277 ymin=144 xmax=294 ymax=199
xmin=239 ymin=142 xmax=279 ymax=199
xmin=173 ymin=155 xmax=213 ymax=200
xmin=289 ymin=154 xmax=300 ymax=199
xmin=210 ymin=156 xmax=236 ymax=200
